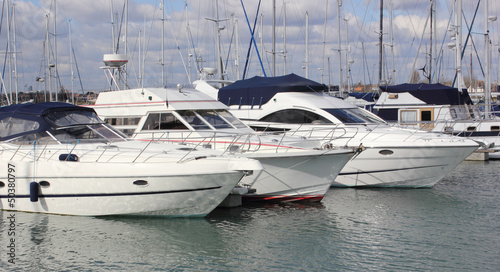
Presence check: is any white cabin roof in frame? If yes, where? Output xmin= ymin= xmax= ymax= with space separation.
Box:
xmin=92 ymin=87 xmax=227 ymax=117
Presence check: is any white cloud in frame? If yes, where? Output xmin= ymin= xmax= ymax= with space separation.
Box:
xmin=1 ymin=0 xmax=500 ymax=101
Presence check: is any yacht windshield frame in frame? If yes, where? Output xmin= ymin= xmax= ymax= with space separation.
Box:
xmin=322 ymin=108 xmax=386 ymax=124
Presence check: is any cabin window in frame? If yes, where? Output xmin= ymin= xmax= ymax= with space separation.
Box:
xmin=196 ymin=110 xmax=233 ymax=129
xmin=421 ymin=110 xmax=432 ymax=121
xmin=177 ymin=111 xmax=211 ymax=130
xmin=141 ymin=113 xmax=188 ymax=130
xmin=0 ymin=117 xmax=40 ymax=139
xmin=491 ymin=126 xmax=500 ymax=131
xmin=400 ymin=110 xmax=417 ymax=123
xmin=467 ymin=126 xmax=476 ymax=132
xmin=106 ymin=117 xmax=141 ymax=126
xmin=260 ymin=109 xmax=331 ymax=124
xmin=450 ymin=109 xmax=458 ymax=119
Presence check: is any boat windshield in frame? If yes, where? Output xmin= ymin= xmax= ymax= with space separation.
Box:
xmin=216 ymin=110 xmax=248 ymax=129
xmin=196 ymin=109 xmax=248 ymax=129
xmin=322 ymin=108 xmax=386 ymax=124
xmin=1 ymin=109 xmax=126 ymax=144
xmin=45 ymin=110 xmax=103 ymax=127
xmin=176 ymin=110 xmax=211 ymax=130
xmin=140 ymin=110 xmax=248 ymax=131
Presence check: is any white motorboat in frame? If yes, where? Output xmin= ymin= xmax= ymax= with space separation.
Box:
xmin=195 ymin=74 xmax=480 ymax=188
xmin=374 ymin=83 xmax=500 ymax=158
xmin=0 ymin=102 xmax=262 ymax=216
xmin=91 ymin=87 xmax=355 ymax=202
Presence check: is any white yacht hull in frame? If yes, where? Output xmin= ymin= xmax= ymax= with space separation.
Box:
xmin=241 ymin=150 xmax=354 ymax=201
xmin=0 ymin=143 xmax=262 ymax=216
xmin=335 ymin=144 xmax=478 ymax=187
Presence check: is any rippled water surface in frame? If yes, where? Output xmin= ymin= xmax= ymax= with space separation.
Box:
xmin=1 ymin=160 xmax=499 ymax=271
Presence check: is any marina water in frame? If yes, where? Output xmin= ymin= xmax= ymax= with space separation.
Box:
xmin=1 ymin=160 xmax=499 ymax=271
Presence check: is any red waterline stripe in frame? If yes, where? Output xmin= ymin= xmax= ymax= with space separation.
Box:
xmin=242 ymin=194 xmax=324 ymax=203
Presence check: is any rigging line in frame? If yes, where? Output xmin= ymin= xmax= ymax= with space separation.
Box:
xmin=115 ymin=1 xmax=126 ymax=53
xmin=0 ymin=0 xmax=6 ymax=104
xmin=409 ymin=1 xmax=432 ymax=83
xmin=224 ymin=24 xmax=234 ymax=76
xmin=71 ymin=46 xmax=85 ymax=95
xmin=141 ymin=0 xmax=160 ymax=88
xmin=347 ymin=0 xmax=366 ymax=56
xmin=167 ymin=17 xmax=191 ymax=83
xmin=452 ymin=1 xmax=483 ymax=87
xmin=2 ymin=4 xmax=13 ymax=105
xmin=241 ymin=0 xmax=266 ymax=78
xmin=432 ymin=10 xmax=453 ymax=83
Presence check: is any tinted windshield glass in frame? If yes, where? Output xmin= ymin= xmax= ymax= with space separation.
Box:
xmin=196 ymin=110 xmax=233 ymax=129
xmin=177 ymin=110 xmax=211 ymax=130
xmin=322 ymin=108 xmax=385 ymax=124
xmin=45 ymin=110 xmax=103 ymax=127
xmin=141 ymin=113 xmax=188 ymax=130
xmin=217 ymin=110 xmax=248 ymax=128
xmin=260 ymin=109 xmax=331 ymax=124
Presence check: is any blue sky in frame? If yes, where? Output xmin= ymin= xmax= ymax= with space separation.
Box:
xmin=1 ymin=0 xmax=499 ymax=97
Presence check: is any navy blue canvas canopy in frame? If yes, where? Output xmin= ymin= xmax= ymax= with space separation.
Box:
xmin=379 ymin=83 xmax=473 ymax=105
xmin=218 ymin=73 xmax=327 ymax=106
xmin=348 ymin=92 xmax=379 ymax=102
xmin=0 ymin=102 xmax=97 ymax=141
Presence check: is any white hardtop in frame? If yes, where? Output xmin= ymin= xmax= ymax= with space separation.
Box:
xmin=375 ymin=92 xmax=428 ymax=107
xmin=93 ymin=87 xmax=227 ymax=117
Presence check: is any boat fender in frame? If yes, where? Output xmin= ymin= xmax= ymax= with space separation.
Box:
xmin=30 ymin=182 xmax=39 ymax=202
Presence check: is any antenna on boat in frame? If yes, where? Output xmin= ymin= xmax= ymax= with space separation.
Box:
xmin=101 ymin=53 xmax=128 ymax=91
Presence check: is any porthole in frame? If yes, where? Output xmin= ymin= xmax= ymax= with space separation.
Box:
xmin=379 ymin=150 xmax=394 ymax=156
xmin=39 ymin=181 xmax=51 ymax=188
xmin=133 ymin=180 xmax=149 ymax=186
xmin=59 ymin=154 xmax=79 ymax=161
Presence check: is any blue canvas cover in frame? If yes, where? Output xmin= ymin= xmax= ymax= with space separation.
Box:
xmin=218 ymin=73 xmax=327 ymax=106
xmin=348 ymin=92 xmax=379 ymax=102
xmin=379 ymin=83 xmax=473 ymax=105
xmin=0 ymin=102 xmax=96 ymax=141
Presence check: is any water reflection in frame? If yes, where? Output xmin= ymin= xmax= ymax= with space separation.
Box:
xmin=0 ymin=161 xmax=498 ymax=271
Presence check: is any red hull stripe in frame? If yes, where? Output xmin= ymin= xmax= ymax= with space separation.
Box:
xmin=242 ymin=194 xmax=324 ymax=202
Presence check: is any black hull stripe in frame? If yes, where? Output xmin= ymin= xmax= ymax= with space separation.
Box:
xmin=0 ymin=186 xmax=222 ymax=199
xmin=453 ymin=131 xmax=500 ymax=137
xmin=339 ymin=164 xmax=447 ymax=176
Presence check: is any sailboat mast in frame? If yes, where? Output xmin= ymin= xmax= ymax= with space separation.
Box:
xmin=455 ymin=0 xmax=463 ymax=92
xmin=161 ymin=0 xmax=165 ymax=87
xmin=337 ymin=0 xmax=342 ymax=95
xmin=272 ymin=0 xmax=276 ymax=76
xmin=429 ymin=0 xmax=433 ymax=84
xmin=483 ymin=0 xmax=496 ymax=118
xmin=234 ymin=14 xmax=240 ymax=80
xmin=69 ymin=19 xmax=74 ymax=104
xmin=389 ymin=0 xmax=395 ymax=84
xmin=46 ymin=13 xmax=52 ymax=101
xmin=283 ymin=1 xmax=286 ymax=75
xmin=305 ymin=11 xmax=309 ymax=78
xmin=6 ymin=0 xmax=12 ymax=103
xmin=322 ymin=0 xmax=328 ymax=84
xmin=12 ymin=3 xmax=18 ymax=104
xmin=378 ymin=0 xmax=383 ymax=86
xmin=124 ymin=0 xmax=128 ymax=86
xmin=53 ymin=0 xmax=58 ymax=101
xmin=215 ymin=0 xmax=223 ymax=82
